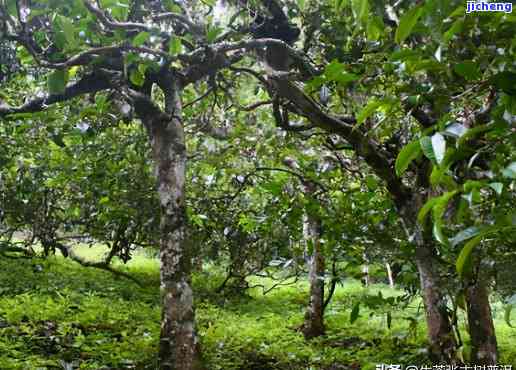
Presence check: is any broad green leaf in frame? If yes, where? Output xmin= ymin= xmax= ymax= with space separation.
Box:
xmin=350 ymin=302 xmax=360 ymax=323
xmin=395 ymin=5 xmax=423 ymax=44
xmin=432 ymin=190 xmax=458 ymax=221
xmin=169 ymin=36 xmax=183 ymax=55
xmin=454 ymin=61 xmax=481 ymax=81
xmin=420 ymin=136 xmax=435 ymax=161
xmin=489 ymin=71 xmax=516 ymax=95
xmin=324 ymin=61 xmax=359 ymax=84
xmin=352 ymin=0 xmax=369 ymax=23
xmin=367 ymin=16 xmax=384 ymax=40
xmin=132 ymin=31 xmax=150 ymax=47
xmin=206 ymin=26 xmax=223 ymax=43
xmin=431 ymin=133 xmax=446 ymax=165
xmin=58 ymin=16 xmax=77 ymax=48
xmin=130 ymin=69 xmax=145 ymax=86
xmin=357 ymin=99 xmax=382 ymax=124
xmin=456 ymin=235 xmax=482 ymax=278
xmin=47 ymin=69 xmax=69 ymax=95
xmin=418 ymin=196 xmax=439 ymax=224
xmin=395 ymin=140 xmax=421 ymax=176
xmin=430 ymin=164 xmax=456 ymax=188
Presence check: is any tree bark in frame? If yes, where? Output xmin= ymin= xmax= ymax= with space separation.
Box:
xmin=414 ymin=240 xmax=457 ymax=363
xmin=302 ymin=213 xmax=325 ymax=339
xmin=465 ymin=280 xmax=498 ymax=365
xmin=362 ymin=252 xmax=370 ymax=287
xmin=385 ymin=262 xmax=395 ymax=289
xmin=142 ymin=82 xmax=203 ymax=370
xmin=397 ymin=193 xmax=458 ymax=364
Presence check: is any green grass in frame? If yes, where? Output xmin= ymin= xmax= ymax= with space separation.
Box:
xmin=0 ymin=247 xmax=515 ymax=369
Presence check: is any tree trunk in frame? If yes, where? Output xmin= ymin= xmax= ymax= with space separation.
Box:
xmin=414 ymin=234 xmax=458 ymax=363
xmin=398 ymin=194 xmax=458 ymax=363
xmin=145 ymin=83 xmax=203 ymax=370
xmin=362 ymin=252 xmax=370 ymax=287
xmin=465 ymin=280 xmax=498 ymax=365
xmin=302 ymin=213 xmax=325 ymax=339
xmin=385 ymin=262 xmax=395 ymax=289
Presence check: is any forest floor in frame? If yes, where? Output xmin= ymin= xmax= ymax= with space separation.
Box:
xmin=0 ymin=246 xmax=515 ymax=370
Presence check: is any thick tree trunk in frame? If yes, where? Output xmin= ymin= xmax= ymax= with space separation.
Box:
xmin=302 ymin=213 xmax=325 ymax=339
xmin=465 ymin=280 xmax=498 ymax=365
xmin=144 ymin=84 xmax=203 ymax=370
xmin=413 ymin=232 xmax=458 ymax=363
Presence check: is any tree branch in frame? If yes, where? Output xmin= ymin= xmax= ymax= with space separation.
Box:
xmin=0 ymin=71 xmax=113 ymax=117
xmin=268 ymin=74 xmax=410 ymax=206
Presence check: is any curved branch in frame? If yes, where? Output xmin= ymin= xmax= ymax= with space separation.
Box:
xmin=268 ymin=74 xmax=410 ymax=206
xmin=0 ymin=71 xmax=113 ymax=117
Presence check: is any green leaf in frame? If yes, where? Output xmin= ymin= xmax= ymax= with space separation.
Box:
xmin=431 ymin=133 xmax=446 ymax=165
xmin=443 ymin=122 xmax=468 ymax=138
xmin=450 ymin=226 xmax=481 ymax=246
xmin=163 ymin=0 xmax=182 ymax=12
xmin=395 ymin=140 xmax=421 ymax=176
xmin=489 ymin=182 xmax=503 ymax=195
xmin=47 ymin=69 xmax=69 ymax=95
xmin=129 ymin=69 xmax=145 ymax=86
xmin=456 ymin=235 xmax=482 ymax=278
xmin=132 ymin=31 xmax=150 ymax=47
xmin=454 ymin=61 xmax=481 ymax=81
xmin=444 ymin=19 xmax=463 ymax=43
xmin=432 ymin=190 xmax=458 ymax=221
xmin=324 ymin=60 xmax=359 ymax=84
xmin=58 ymin=16 xmax=77 ymax=48
xmin=489 ymin=71 xmax=516 ymax=95
xmin=395 ymin=5 xmax=423 ymax=44
xmin=367 ymin=16 xmax=384 ymax=41
xmin=350 ymin=302 xmax=360 ymax=323
xmin=357 ymin=99 xmax=382 ymax=124
xmin=433 ymin=222 xmax=448 ymax=246
xmin=352 ymin=0 xmax=369 ymax=23
xmin=502 ymin=162 xmax=516 ymax=179
xmin=418 ymin=197 xmax=439 ymax=224
xmin=206 ymin=26 xmax=223 ymax=43
xmin=169 ymin=36 xmax=183 ymax=55
xmin=420 ymin=136 xmax=435 ymax=161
